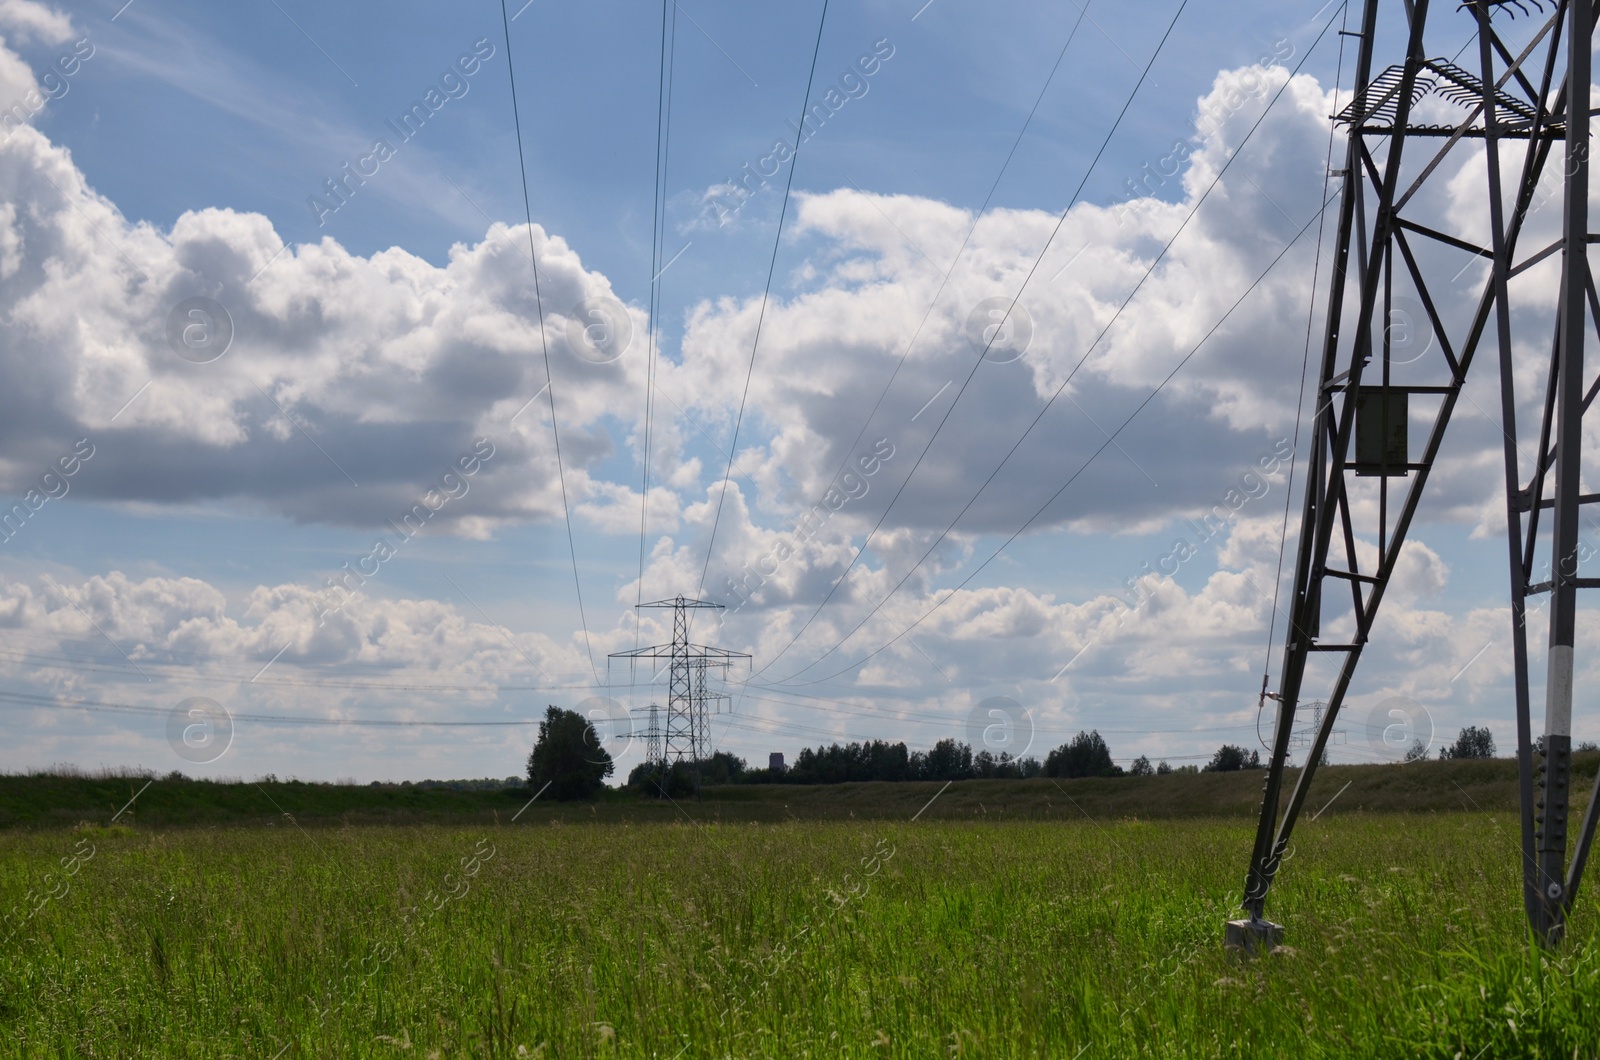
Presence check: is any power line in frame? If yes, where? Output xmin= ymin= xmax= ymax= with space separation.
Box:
xmin=497 ymin=0 xmax=599 ymax=682
xmin=725 ymin=682 xmax=1268 ymax=736
xmin=636 ymin=0 xmax=678 ymax=653
xmin=1258 ymin=1 xmax=1350 ymax=749
xmin=753 ymin=0 xmax=1189 ymax=680
xmin=2 ymin=635 xmax=1280 ymax=719
xmin=770 ymin=7 xmax=1345 ymax=685
xmin=0 ymin=646 xmax=596 ymax=693
xmin=0 ymin=689 xmax=539 ymax=728
xmin=779 ymin=184 xmax=1344 ymax=689
xmin=608 ymin=669 xmax=1275 ymax=739
xmin=729 ymin=0 xmax=1095 ymax=634
xmin=0 ymin=632 xmax=1277 ymax=745
xmin=696 ymin=0 xmax=833 ymax=597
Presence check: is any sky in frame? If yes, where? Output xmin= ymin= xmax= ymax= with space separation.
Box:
xmin=0 ymin=0 xmax=1594 ymax=784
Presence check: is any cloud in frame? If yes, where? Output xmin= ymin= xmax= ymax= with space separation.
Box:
xmin=667 ymin=67 xmax=1339 ymax=561
xmin=5 ymin=35 xmax=1592 ymax=778
xmin=0 ymin=0 xmax=72 ymax=46
xmin=0 ymin=0 xmax=73 ymax=118
xmin=0 ymin=120 xmax=676 ymax=536
xmin=650 ymin=56 xmax=1584 ymax=706
xmin=0 ymin=510 xmax=1548 ymax=779
xmin=0 ymin=58 xmax=1533 ymax=562
xmin=0 ymin=569 xmax=584 ymax=690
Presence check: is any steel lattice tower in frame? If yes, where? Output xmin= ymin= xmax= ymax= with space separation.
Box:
xmin=645 ymin=704 xmax=662 ymax=767
xmin=1233 ymin=0 xmax=1599 ymax=950
xmin=609 ymin=597 xmax=749 ymax=788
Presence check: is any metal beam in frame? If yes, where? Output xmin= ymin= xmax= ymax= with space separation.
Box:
xmin=1536 ymin=0 xmax=1591 ymax=945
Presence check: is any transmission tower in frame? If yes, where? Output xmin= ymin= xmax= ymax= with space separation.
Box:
xmin=643 ymin=704 xmax=662 ymax=767
xmin=609 ymin=596 xmax=749 ymax=790
xmin=1288 ymin=701 xmax=1345 ymax=759
xmin=1234 ymin=0 xmax=1599 ymax=950
xmin=629 ymin=704 xmax=664 ymax=768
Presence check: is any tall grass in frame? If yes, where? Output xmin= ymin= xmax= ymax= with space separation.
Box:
xmin=0 ymin=813 xmax=1594 ymax=1057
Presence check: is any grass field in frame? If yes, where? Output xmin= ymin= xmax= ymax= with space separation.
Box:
xmin=3 ymin=801 xmax=1599 ymax=1057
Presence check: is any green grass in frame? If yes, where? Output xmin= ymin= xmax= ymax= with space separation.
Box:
xmin=2 ymin=811 xmax=1598 ymax=1057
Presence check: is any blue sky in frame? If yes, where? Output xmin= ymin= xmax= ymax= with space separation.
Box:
xmin=0 ymin=0 xmax=1582 ymax=783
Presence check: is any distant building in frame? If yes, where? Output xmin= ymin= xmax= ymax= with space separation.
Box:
xmin=769 ymin=752 xmax=786 ymax=772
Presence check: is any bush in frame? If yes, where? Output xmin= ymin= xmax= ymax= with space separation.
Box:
xmin=974 ymin=751 xmax=1040 ymax=779
xmin=627 ymin=760 xmax=697 ymax=798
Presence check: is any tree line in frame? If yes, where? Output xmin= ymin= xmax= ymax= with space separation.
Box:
xmin=622 ymin=731 xmax=1270 ymax=789
xmin=525 ymin=704 xmax=1580 ymax=802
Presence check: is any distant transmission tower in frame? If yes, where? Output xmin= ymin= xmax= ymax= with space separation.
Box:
xmin=1237 ymin=0 xmax=1599 ymax=950
xmin=629 ymin=704 xmax=664 ymax=769
xmin=644 ymin=704 xmax=662 ymax=767
xmin=1287 ymin=701 xmax=1345 ymax=760
xmin=609 ymin=596 xmax=749 ymax=791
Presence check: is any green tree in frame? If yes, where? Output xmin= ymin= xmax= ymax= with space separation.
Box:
xmin=1204 ymin=744 xmax=1261 ymax=772
xmin=917 ymin=738 xmax=974 ymax=781
xmin=702 ymin=751 xmax=746 ymax=785
xmin=1439 ymin=725 xmax=1495 ymax=760
xmin=1129 ymin=755 xmax=1154 ymax=777
xmin=526 ymin=705 xmax=613 ymax=801
xmin=1045 ymin=730 xmax=1118 ymax=778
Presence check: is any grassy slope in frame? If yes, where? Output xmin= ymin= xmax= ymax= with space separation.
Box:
xmin=2 ymin=753 xmax=1594 ymax=830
